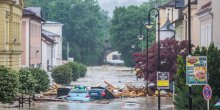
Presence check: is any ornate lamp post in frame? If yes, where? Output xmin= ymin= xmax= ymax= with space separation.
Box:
xmin=137 ymin=21 xmax=144 ymax=52
xmin=145 ymin=8 xmax=161 ymax=110
xmin=145 ymin=28 xmax=149 ymax=96
xmin=137 ymin=32 xmax=144 ymax=52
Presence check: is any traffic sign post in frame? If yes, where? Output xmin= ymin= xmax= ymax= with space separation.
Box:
xmin=186 ymin=56 xmax=207 ymax=110
xmin=157 ymin=72 xmax=169 ymax=90
xmin=203 ymin=85 xmax=212 ymax=110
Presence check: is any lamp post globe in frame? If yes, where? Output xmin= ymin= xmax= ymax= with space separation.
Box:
xmin=137 ymin=35 xmax=144 ymax=40
xmin=131 ymin=44 xmax=135 ymax=49
xmin=145 ymin=21 xmax=154 ymax=29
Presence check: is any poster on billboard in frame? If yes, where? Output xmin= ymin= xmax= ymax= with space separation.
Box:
xmin=157 ymin=72 xmax=169 ymax=90
xmin=186 ymin=56 xmax=207 ymax=85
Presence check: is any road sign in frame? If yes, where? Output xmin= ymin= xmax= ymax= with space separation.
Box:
xmin=157 ymin=72 xmax=169 ymax=90
xmin=186 ymin=56 xmax=207 ymax=85
xmin=203 ymin=85 xmax=212 ymax=100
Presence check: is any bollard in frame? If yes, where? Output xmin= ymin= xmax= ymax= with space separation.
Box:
xmin=29 ymin=96 xmax=31 ymax=108
xmin=22 ymin=94 xmax=24 ymax=108
xmin=18 ymin=97 xmax=20 ymax=108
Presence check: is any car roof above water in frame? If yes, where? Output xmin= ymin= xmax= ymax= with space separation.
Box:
xmin=69 ymin=89 xmax=88 ymax=93
xmin=90 ymin=87 xmax=105 ymax=89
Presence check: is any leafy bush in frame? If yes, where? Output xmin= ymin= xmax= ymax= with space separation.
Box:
xmin=66 ymin=62 xmax=80 ymax=81
xmin=18 ymin=68 xmax=36 ymax=95
xmin=78 ymin=64 xmax=87 ymax=77
xmin=29 ymin=68 xmax=50 ymax=93
xmin=0 ymin=66 xmax=19 ymax=104
xmin=51 ymin=65 xmax=72 ymax=85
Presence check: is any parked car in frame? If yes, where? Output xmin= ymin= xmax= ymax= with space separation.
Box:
xmin=66 ymin=89 xmax=90 ymax=102
xmin=88 ymin=87 xmax=114 ymax=99
xmin=57 ymin=88 xmax=71 ymax=97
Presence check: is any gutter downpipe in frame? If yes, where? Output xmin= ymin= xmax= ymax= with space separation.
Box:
xmin=29 ymin=18 xmax=32 ymax=68
xmin=51 ymin=36 xmax=54 ymax=69
xmin=40 ymin=23 xmax=42 ymax=68
xmin=180 ymin=9 xmax=188 ymax=40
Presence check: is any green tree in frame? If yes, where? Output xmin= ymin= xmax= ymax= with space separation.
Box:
xmin=110 ymin=0 xmax=172 ymax=67
xmin=51 ymin=65 xmax=72 ymax=85
xmin=0 ymin=66 xmax=19 ymax=104
xmin=18 ymin=68 xmax=36 ymax=95
xmin=29 ymin=68 xmax=50 ymax=93
xmin=207 ymin=43 xmax=220 ymax=97
xmin=110 ymin=3 xmax=156 ymax=66
xmin=25 ymin=0 xmax=110 ymax=65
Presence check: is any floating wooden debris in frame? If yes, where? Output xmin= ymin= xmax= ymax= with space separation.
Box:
xmin=104 ymin=81 xmax=146 ymax=98
xmin=43 ymin=83 xmax=62 ymax=96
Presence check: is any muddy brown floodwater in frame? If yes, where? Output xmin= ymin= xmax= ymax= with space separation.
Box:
xmin=71 ymin=65 xmax=146 ymax=88
xmin=0 ymin=65 xmax=175 ymax=110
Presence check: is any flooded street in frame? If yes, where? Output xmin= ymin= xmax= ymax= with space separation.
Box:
xmin=0 ymin=65 xmax=174 ymax=110
xmin=71 ymin=65 xmax=146 ymax=88
xmin=0 ymin=97 xmax=174 ymax=110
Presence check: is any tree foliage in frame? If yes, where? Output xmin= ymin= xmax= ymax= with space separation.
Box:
xmin=78 ymin=63 xmax=87 ymax=77
xmin=66 ymin=62 xmax=87 ymax=81
xmin=29 ymin=68 xmax=50 ymax=93
xmin=66 ymin=62 xmax=80 ymax=81
xmin=25 ymin=0 xmax=110 ymax=65
xmin=0 ymin=66 xmax=19 ymax=104
xmin=133 ymin=39 xmax=189 ymax=83
xmin=110 ymin=0 xmax=171 ymax=67
xmin=51 ymin=65 xmax=72 ymax=85
xmin=18 ymin=68 xmax=36 ymax=95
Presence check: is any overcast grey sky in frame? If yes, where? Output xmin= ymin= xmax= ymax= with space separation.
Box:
xmin=98 ymin=0 xmax=148 ymax=17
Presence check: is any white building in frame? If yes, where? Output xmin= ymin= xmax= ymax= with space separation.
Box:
xmin=42 ymin=21 xmax=63 ymax=66
xmin=106 ymin=51 xmax=124 ymax=65
xmin=41 ymin=31 xmax=56 ymax=71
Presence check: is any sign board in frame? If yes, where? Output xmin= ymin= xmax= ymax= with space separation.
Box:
xmin=186 ymin=56 xmax=207 ymax=85
xmin=157 ymin=72 xmax=169 ymax=90
xmin=203 ymin=85 xmax=212 ymax=100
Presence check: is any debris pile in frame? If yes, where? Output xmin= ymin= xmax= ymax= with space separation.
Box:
xmin=104 ymin=81 xmax=146 ymax=98
xmin=43 ymin=83 xmax=62 ymax=96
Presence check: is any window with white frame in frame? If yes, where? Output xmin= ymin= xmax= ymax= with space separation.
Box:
xmin=200 ymin=18 xmax=212 ymax=47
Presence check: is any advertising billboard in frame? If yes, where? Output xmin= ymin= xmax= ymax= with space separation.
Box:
xmin=186 ymin=56 xmax=207 ymax=85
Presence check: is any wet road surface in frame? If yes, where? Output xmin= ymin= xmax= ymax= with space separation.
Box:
xmin=0 ymin=97 xmax=174 ymax=110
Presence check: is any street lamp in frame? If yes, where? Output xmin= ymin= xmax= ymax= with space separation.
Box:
xmin=145 ymin=28 xmax=149 ymax=96
xmin=137 ymin=21 xmax=144 ymax=52
xmin=130 ymin=44 xmax=136 ymax=74
xmin=131 ymin=44 xmax=136 ymax=49
xmin=137 ymin=34 xmax=144 ymax=52
xmin=145 ymin=8 xmax=161 ymax=110
xmin=145 ymin=18 xmax=154 ymax=29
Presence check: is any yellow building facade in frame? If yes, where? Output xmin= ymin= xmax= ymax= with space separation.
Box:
xmin=0 ymin=0 xmax=23 ymax=69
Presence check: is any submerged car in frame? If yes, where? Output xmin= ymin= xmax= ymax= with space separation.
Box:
xmin=66 ymin=89 xmax=90 ymax=102
xmin=88 ymin=87 xmax=114 ymax=99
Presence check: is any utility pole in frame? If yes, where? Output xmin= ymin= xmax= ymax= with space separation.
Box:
xmin=188 ymin=0 xmax=192 ymax=110
xmin=67 ymin=42 xmax=69 ymax=60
